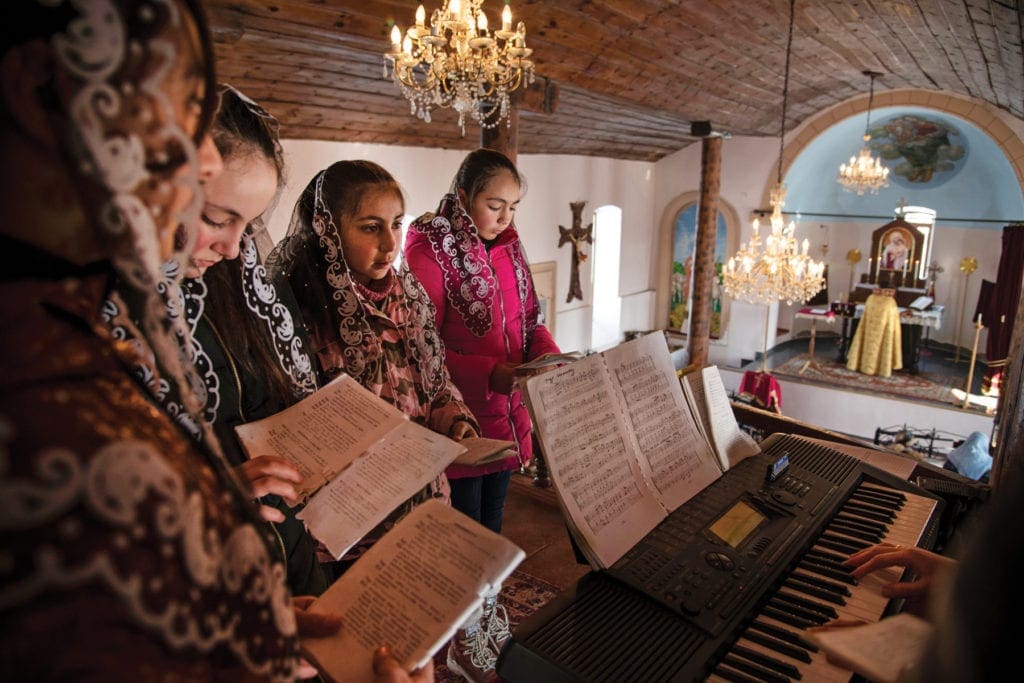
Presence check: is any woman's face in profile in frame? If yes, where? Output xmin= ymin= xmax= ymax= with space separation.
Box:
xmin=101 ymin=0 xmax=222 ymax=261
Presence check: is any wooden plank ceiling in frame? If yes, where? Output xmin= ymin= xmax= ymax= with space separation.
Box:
xmin=205 ymin=0 xmax=1024 ymax=161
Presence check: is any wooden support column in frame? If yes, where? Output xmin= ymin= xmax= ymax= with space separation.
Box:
xmin=992 ymin=281 xmax=1024 ymax=487
xmin=688 ymin=130 xmax=723 ymax=369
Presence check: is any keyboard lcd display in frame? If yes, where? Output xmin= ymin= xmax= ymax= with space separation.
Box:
xmin=709 ymin=500 xmax=766 ymax=548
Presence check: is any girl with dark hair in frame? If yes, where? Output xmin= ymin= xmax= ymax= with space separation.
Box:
xmin=189 ymin=85 xmax=329 ymax=597
xmin=268 ymin=160 xmax=479 ymax=575
xmin=404 ymin=148 xmax=562 ymax=681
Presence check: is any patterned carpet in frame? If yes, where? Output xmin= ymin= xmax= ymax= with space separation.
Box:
xmin=772 ymin=353 xmax=958 ymax=406
xmin=433 ymin=569 xmax=561 ymax=682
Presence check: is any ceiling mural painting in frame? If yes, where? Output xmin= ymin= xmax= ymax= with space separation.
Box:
xmin=869 ymin=114 xmax=968 ymax=188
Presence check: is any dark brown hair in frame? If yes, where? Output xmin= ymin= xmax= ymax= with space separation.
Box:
xmin=453 ymin=148 xmax=526 ymax=205
xmin=202 ymin=88 xmax=296 ymax=408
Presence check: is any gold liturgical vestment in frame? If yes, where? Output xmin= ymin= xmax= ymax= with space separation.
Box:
xmin=846 ymin=293 xmax=902 ymax=378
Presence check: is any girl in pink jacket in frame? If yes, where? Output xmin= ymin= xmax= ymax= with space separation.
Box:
xmin=406 ymin=148 xmax=560 ymax=682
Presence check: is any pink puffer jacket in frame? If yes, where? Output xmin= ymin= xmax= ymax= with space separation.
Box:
xmin=405 ymin=198 xmax=559 ymax=479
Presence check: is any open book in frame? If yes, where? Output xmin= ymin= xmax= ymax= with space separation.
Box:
xmin=680 ymin=365 xmax=760 ymax=472
xmin=302 ymin=499 xmax=525 ymax=683
xmin=806 ymin=612 xmax=932 ymax=683
xmin=234 ymin=374 xmax=465 ymax=559
xmin=452 ymin=436 xmax=516 ymax=466
xmin=523 ymin=332 xmax=724 ymax=568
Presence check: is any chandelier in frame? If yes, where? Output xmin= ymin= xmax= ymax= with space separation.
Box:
xmin=383 ymin=0 xmax=535 ymax=134
xmin=723 ymin=184 xmax=826 ymax=305
xmin=837 ymin=71 xmax=890 ymax=195
xmin=722 ymin=0 xmax=825 ymax=307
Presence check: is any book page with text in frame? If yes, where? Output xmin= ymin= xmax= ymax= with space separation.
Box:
xmin=703 ymin=366 xmax=760 ymax=469
xmin=302 ymin=500 xmax=524 ymax=683
xmin=603 ymin=333 xmax=721 ymax=511
xmin=234 ymin=374 xmax=406 ymax=499
xmin=680 ymin=371 xmax=719 ymax=469
xmin=525 ymin=352 xmax=665 ymax=569
xmin=298 ymin=420 xmax=466 ymax=559
xmin=806 ymin=612 xmax=932 ymax=683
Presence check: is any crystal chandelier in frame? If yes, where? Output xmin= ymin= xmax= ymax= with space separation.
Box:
xmin=837 ymin=71 xmax=890 ymax=195
xmin=723 ymin=184 xmax=826 ymax=305
xmin=722 ymin=0 xmax=825 ymax=307
xmin=383 ymin=0 xmax=535 ymax=135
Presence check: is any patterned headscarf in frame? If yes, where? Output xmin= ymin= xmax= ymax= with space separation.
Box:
xmin=268 ymin=166 xmax=447 ymax=399
xmin=410 ymin=192 xmax=541 ymax=346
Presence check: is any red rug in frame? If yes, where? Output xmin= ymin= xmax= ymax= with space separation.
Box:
xmin=772 ymin=353 xmax=958 ymax=406
xmin=432 ymin=569 xmax=561 ymax=681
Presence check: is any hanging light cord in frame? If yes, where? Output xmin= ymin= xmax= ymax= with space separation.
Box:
xmin=778 ymin=0 xmax=796 ymax=185
xmin=864 ymin=72 xmax=876 ymax=136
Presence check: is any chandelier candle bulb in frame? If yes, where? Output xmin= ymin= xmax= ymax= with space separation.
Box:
xmin=383 ymin=0 xmax=534 ymax=133
xmin=391 ymin=25 xmax=402 ymax=52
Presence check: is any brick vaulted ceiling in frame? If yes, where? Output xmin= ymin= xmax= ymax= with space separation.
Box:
xmin=205 ymin=0 xmax=1024 ymax=162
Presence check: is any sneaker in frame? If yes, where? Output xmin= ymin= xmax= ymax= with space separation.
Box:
xmin=446 ymin=625 xmax=499 ymax=683
xmin=485 ymin=601 xmax=512 ymax=652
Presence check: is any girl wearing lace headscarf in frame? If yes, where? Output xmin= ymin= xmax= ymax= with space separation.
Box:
xmin=0 ymin=1 xmax=310 ymax=679
xmin=268 ymin=160 xmax=479 ymax=576
xmin=185 ymin=85 xmax=327 ymax=597
xmin=404 ymin=148 xmax=562 ymax=681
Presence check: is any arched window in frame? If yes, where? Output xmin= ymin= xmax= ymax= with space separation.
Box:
xmin=591 ymin=205 xmax=622 ymax=350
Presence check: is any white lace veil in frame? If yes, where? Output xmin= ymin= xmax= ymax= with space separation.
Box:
xmin=46 ymin=0 xmax=220 ymax=445
xmin=267 ymin=161 xmax=447 ymax=398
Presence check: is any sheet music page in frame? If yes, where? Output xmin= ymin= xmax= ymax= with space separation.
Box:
xmin=234 ymin=374 xmax=406 ymax=499
xmin=806 ymin=612 xmax=932 ymax=683
xmin=298 ymin=420 xmax=465 ymax=559
xmin=602 ymin=333 xmax=722 ymax=511
xmin=303 ymin=500 xmax=524 ymax=683
xmin=702 ymin=366 xmax=761 ymax=468
xmin=680 ymin=371 xmax=721 ymax=470
xmin=525 ymin=352 xmax=665 ymax=569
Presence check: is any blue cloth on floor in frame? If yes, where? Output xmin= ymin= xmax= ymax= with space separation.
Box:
xmin=947 ymin=431 xmax=992 ymax=481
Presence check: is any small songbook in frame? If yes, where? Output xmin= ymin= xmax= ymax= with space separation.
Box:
xmin=908 ymin=295 xmax=934 ymax=311
xmin=302 ymin=499 xmax=525 ymax=683
xmin=451 ymin=436 xmax=516 ymax=466
xmin=806 ymin=612 xmax=933 ymax=683
xmin=514 ymin=351 xmax=583 ymax=372
xmin=234 ymin=374 xmax=466 ymax=559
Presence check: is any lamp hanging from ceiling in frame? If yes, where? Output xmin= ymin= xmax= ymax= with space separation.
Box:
xmin=383 ymin=0 xmax=535 ymax=135
xmin=722 ymin=0 xmax=825 ymax=308
xmin=837 ymin=71 xmax=891 ymax=195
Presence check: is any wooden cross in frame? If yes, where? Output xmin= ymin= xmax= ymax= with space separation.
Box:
xmin=558 ymin=201 xmax=593 ymax=302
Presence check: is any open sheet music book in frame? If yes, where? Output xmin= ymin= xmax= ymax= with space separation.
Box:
xmin=523 ymin=332 xmax=724 ymax=568
xmin=681 ymin=366 xmax=760 ymax=472
xmin=233 ymin=374 xmax=465 ymax=559
xmin=302 ymin=499 xmax=525 ymax=683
